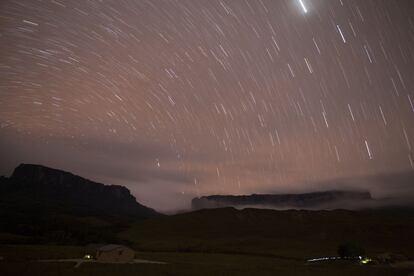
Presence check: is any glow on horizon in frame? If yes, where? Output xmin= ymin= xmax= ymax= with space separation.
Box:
xmin=298 ymin=0 xmax=308 ymax=13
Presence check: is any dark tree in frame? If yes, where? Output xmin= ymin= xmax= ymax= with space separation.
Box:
xmin=337 ymin=242 xmax=366 ymax=258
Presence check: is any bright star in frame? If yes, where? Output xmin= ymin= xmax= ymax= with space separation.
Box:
xmin=298 ymin=0 xmax=308 ymax=13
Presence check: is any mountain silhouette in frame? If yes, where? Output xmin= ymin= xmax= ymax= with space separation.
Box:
xmin=0 ymin=164 xmax=160 ymax=244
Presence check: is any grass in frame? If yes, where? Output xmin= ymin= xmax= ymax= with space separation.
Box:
xmin=0 ymin=247 xmax=410 ymax=276
xmin=1 ymin=208 xmax=413 ymax=275
xmin=0 ymin=245 xmax=85 ymax=261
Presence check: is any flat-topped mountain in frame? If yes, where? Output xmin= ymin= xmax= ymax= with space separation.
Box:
xmin=0 ymin=163 xmax=159 ymax=219
xmin=192 ymin=190 xmax=373 ymax=210
xmin=0 ymin=164 xmax=160 ymax=244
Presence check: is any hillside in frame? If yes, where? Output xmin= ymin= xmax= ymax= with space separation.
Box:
xmin=121 ymin=207 xmax=414 ymax=260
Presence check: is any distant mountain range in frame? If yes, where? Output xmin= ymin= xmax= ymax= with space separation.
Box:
xmin=192 ymin=190 xmax=374 ymax=210
xmin=0 ymin=164 xmax=160 ymax=244
xmin=1 ymin=163 xmax=412 ymax=246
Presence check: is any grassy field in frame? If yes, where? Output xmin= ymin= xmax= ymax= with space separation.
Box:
xmin=0 ymin=244 xmax=85 ymax=261
xmin=1 ymin=207 xmax=413 ymax=275
xmin=0 ymin=245 xmax=411 ymax=276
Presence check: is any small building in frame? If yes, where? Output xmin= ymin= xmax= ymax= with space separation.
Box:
xmin=86 ymin=244 xmax=135 ymax=263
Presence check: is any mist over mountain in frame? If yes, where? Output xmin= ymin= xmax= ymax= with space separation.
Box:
xmin=192 ymin=191 xmax=375 ymax=210
xmin=307 ymin=170 xmax=414 ymax=200
xmin=190 ymin=169 xmax=414 ymax=211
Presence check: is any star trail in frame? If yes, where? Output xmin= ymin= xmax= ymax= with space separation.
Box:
xmin=0 ymin=0 xmax=413 ymax=211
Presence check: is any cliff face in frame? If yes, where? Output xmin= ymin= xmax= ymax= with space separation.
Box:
xmin=192 ymin=191 xmax=373 ymax=210
xmin=0 ymin=163 xmax=159 ymax=219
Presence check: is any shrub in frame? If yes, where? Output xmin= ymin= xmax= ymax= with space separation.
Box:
xmin=337 ymin=242 xmax=365 ymax=258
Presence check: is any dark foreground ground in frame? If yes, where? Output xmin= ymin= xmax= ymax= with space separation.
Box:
xmin=1 ymin=207 xmax=414 ymax=275
xmin=0 ymin=245 xmax=412 ymax=276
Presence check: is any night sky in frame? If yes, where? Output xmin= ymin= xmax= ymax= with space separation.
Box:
xmin=1 ymin=0 xmax=413 ymax=211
